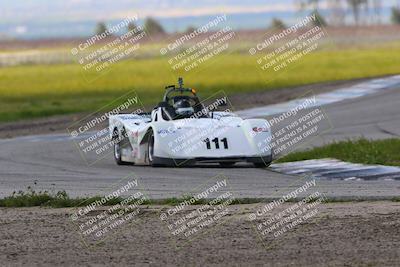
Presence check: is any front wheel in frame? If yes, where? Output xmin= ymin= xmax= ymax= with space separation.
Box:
xmin=147 ymin=130 xmax=155 ymax=165
xmin=147 ymin=129 xmax=164 ymax=167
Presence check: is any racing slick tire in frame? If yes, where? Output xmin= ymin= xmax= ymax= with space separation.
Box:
xmin=252 ymin=151 xmax=273 ymax=168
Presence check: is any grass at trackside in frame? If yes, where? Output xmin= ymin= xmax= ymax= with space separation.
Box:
xmin=1 ymin=188 xmax=399 ymax=208
xmin=278 ymin=138 xmax=400 ymax=167
xmin=0 ymin=189 xmax=122 ymax=208
xmin=0 ymin=189 xmax=267 ymax=208
xmin=1 ymin=44 xmax=400 ymax=122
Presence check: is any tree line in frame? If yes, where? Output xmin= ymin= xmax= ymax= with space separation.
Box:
xmin=95 ymin=1 xmax=400 ymax=36
xmin=95 ymin=17 xmax=165 ymax=36
xmin=298 ymin=0 xmax=400 ymax=25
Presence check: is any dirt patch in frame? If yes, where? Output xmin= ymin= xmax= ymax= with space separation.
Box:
xmin=0 ymin=77 xmax=373 ymax=139
xmin=0 ymin=202 xmax=399 ymax=266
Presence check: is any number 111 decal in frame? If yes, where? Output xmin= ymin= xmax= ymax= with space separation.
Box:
xmin=203 ymin=137 xmax=228 ymax=149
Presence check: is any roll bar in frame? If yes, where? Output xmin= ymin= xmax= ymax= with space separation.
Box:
xmin=163 ymin=77 xmax=196 ymax=102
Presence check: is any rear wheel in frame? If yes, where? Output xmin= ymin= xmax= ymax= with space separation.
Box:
xmin=113 ymin=128 xmax=131 ymax=165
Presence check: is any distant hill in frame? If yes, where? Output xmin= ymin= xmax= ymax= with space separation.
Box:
xmin=0 ymin=33 xmax=13 ymax=41
xmin=0 ymin=8 xmax=393 ymax=40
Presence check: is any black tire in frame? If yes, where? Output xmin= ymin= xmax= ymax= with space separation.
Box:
xmin=147 ymin=129 xmax=174 ymax=167
xmin=219 ymin=162 xmax=236 ymax=167
xmin=147 ymin=129 xmax=161 ymax=167
xmin=113 ymin=128 xmax=131 ymax=165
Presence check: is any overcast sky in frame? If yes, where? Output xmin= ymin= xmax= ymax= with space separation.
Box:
xmin=1 ymin=0 xmax=398 ymax=22
xmin=0 ymin=0 xmax=296 ymax=22
xmin=0 ymin=0 xmax=398 ymax=38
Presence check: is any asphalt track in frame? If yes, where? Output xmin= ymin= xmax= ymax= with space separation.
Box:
xmin=1 ymin=77 xmax=400 ymax=199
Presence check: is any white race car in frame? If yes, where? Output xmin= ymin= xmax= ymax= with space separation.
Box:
xmin=109 ymin=78 xmax=272 ymax=167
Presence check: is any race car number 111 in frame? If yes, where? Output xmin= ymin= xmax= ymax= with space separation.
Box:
xmin=203 ymin=137 xmax=229 ymax=149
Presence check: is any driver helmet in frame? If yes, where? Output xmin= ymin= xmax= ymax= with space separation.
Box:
xmin=174 ymin=99 xmax=194 ymax=116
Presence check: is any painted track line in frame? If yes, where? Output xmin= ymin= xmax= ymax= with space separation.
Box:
xmin=271 ymin=158 xmax=400 ymax=181
xmin=237 ymin=75 xmax=400 ymax=118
